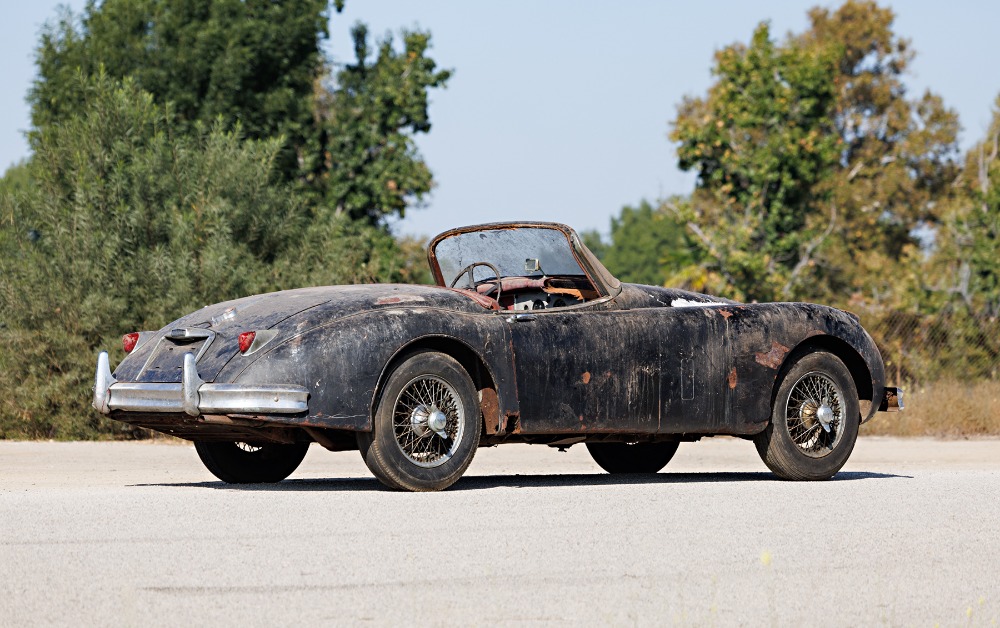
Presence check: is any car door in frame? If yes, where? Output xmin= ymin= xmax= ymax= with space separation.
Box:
xmin=507 ymin=301 xmax=730 ymax=435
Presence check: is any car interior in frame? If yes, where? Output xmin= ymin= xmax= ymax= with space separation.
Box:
xmin=432 ymin=226 xmax=603 ymax=311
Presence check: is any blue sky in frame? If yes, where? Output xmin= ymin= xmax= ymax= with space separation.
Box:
xmin=2 ymin=1 xmax=998 ymax=239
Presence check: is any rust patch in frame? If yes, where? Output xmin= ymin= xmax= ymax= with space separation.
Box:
xmin=375 ymin=294 xmax=426 ymax=305
xmin=728 ymin=367 xmax=738 ymax=389
xmin=504 ymin=412 xmax=521 ymax=435
xmin=581 ymin=371 xmax=591 ymax=384
xmin=719 ymin=310 xmax=733 ymax=320
xmin=755 ymin=342 xmax=790 ymax=370
xmin=480 ymin=387 xmax=500 ymax=434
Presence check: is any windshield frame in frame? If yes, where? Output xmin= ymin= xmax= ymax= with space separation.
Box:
xmin=427 ymin=222 xmax=621 ymax=298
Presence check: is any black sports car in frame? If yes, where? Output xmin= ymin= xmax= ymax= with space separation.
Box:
xmin=94 ymin=221 xmax=902 ymax=490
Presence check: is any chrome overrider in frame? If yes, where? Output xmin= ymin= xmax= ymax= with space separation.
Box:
xmin=92 ymin=351 xmax=309 ymax=417
xmin=880 ymin=386 xmax=904 ymax=412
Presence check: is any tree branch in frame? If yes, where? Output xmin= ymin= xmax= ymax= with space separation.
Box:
xmin=782 ymin=203 xmax=837 ymax=298
xmin=685 ymin=220 xmax=738 ymax=288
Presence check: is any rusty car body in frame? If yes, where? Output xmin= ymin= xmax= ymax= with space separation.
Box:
xmin=94 ymin=221 xmax=902 ymax=490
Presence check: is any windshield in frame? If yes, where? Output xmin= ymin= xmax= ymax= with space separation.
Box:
xmin=433 ymin=226 xmax=587 ymax=286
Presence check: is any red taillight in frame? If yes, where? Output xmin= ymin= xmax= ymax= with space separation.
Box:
xmin=238 ymin=331 xmax=256 ymax=354
xmin=122 ymin=332 xmax=140 ymax=353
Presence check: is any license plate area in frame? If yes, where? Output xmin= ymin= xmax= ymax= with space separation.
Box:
xmin=138 ymin=329 xmax=215 ymax=382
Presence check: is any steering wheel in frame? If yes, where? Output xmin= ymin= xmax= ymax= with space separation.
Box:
xmin=449 ymin=262 xmax=503 ymax=302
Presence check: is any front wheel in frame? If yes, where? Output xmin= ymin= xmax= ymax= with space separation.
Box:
xmin=357 ymin=351 xmax=481 ymax=491
xmin=753 ymin=351 xmax=860 ymax=481
xmin=586 ymin=441 xmax=679 ymax=474
xmin=194 ymin=441 xmax=310 ymax=483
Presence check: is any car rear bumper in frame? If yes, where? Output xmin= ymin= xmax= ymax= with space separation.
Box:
xmin=92 ymin=351 xmax=309 ymax=417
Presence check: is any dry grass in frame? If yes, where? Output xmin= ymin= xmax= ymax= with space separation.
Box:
xmin=862 ymin=380 xmax=1000 ymax=437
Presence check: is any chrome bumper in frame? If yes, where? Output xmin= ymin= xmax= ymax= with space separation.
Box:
xmin=92 ymin=351 xmax=309 ymax=417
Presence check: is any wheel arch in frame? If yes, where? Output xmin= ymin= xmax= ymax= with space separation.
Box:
xmin=771 ymin=335 xmax=874 ymax=413
xmin=372 ymin=335 xmax=502 ymax=435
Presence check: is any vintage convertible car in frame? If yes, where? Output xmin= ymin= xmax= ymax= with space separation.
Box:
xmin=93 ymin=222 xmax=902 ymax=490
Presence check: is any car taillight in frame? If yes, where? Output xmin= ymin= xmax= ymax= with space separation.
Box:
xmin=122 ymin=332 xmax=140 ymax=353
xmin=238 ymin=331 xmax=256 ymax=354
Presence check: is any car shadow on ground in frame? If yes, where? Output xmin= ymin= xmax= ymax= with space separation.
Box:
xmin=132 ymin=470 xmax=910 ymax=492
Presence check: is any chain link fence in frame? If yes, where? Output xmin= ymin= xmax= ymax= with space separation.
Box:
xmin=860 ymin=309 xmax=1000 ymax=384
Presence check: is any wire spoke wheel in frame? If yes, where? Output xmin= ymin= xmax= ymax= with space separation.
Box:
xmin=392 ymin=374 xmax=465 ymax=468
xmin=358 ymin=351 xmax=481 ymax=491
xmin=753 ymin=351 xmax=860 ymax=481
xmin=785 ymin=372 xmax=845 ymax=458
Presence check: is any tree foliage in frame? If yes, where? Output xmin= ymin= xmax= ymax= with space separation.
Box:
xmin=585 ymin=200 xmax=697 ymax=287
xmin=315 ymin=24 xmax=452 ymax=223
xmin=670 ymin=23 xmax=840 ymax=300
xmin=30 ymin=0 xmax=451 ymax=225
xmin=31 ymin=0 xmax=330 ymax=180
xmin=798 ymin=1 xmax=960 ymax=306
xmin=668 ymin=1 xmax=959 ymax=304
xmin=920 ymin=97 xmax=1000 ymax=318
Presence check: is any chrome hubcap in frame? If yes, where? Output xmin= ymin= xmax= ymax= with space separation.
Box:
xmin=409 ymin=405 xmax=450 ymax=440
xmin=786 ymin=372 xmax=845 ymax=458
xmin=815 ymin=404 xmax=834 ymax=432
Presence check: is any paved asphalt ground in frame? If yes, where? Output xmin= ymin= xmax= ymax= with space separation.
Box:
xmin=1 ymin=437 xmax=999 ymax=627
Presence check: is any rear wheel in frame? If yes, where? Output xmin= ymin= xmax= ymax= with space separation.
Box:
xmin=357 ymin=351 xmax=481 ymax=491
xmin=586 ymin=441 xmax=679 ymax=474
xmin=753 ymin=351 xmax=860 ymax=481
xmin=194 ymin=441 xmax=309 ymax=483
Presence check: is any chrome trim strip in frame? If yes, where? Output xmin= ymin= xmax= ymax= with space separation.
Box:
xmin=93 ymin=351 xmax=309 ymax=416
xmin=198 ymin=384 xmax=310 ymax=414
xmin=244 ymin=329 xmax=279 ymax=355
xmin=110 ymin=382 xmax=183 ymax=413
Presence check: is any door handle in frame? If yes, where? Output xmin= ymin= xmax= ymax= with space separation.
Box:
xmin=506 ymin=313 xmax=537 ymax=323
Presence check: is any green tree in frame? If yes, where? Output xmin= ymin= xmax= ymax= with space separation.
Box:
xmin=315 ymin=24 xmax=452 ymax=223
xmin=593 ymin=200 xmax=698 ymax=286
xmin=798 ymin=1 xmax=960 ymax=306
xmin=670 ymin=22 xmax=840 ymax=301
xmin=0 ymin=75 xmax=403 ymax=439
xmin=670 ymin=1 xmax=959 ymax=304
xmin=30 ymin=1 xmax=451 ymax=225
xmin=31 ymin=0 xmax=330 ymax=180
xmin=579 ymin=229 xmax=608 ymax=262
xmin=923 ymin=96 xmax=1000 ymax=318
xmin=0 ymin=162 xmax=31 ymax=196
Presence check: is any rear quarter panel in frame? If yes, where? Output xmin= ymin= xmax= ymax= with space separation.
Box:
xmin=219 ymin=307 xmax=515 ymax=431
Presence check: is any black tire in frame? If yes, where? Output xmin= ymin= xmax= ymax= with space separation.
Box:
xmin=357 ymin=351 xmax=481 ymax=491
xmin=194 ymin=441 xmax=310 ymax=483
xmin=586 ymin=441 xmax=679 ymax=474
xmin=753 ymin=351 xmax=860 ymax=481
